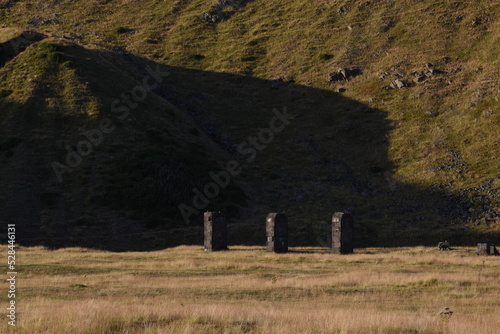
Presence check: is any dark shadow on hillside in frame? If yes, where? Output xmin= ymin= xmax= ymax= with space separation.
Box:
xmin=0 ymin=42 xmax=497 ymax=251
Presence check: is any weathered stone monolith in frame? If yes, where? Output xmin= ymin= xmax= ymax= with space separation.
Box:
xmin=266 ymin=213 xmax=288 ymax=253
xmin=331 ymin=212 xmax=353 ymax=254
xmin=204 ymin=212 xmax=227 ymax=251
xmin=477 ymin=243 xmax=498 ymax=256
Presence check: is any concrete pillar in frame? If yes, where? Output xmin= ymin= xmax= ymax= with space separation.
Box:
xmin=332 ymin=212 xmax=353 ymax=254
xmin=266 ymin=213 xmax=288 ymax=253
xmin=204 ymin=212 xmax=227 ymax=251
xmin=477 ymin=243 xmax=498 ymax=256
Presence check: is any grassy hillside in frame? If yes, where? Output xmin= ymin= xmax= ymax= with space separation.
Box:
xmin=0 ymin=0 xmax=499 ymax=248
xmin=9 ymin=245 xmax=500 ymax=333
xmin=0 ymin=37 xmax=248 ymax=249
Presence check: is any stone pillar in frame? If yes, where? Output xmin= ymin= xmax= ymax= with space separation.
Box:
xmin=477 ymin=243 xmax=498 ymax=256
xmin=331 ymin=212 xmax=353 ymax=254
xmin=204 ymin=212 xmax=227 ymax=251
xmin=266 ymin=213 xmax=288 ymax=253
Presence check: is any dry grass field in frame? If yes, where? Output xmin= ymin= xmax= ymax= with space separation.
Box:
xmin=2 ymin=245 xmax=499 ymax=333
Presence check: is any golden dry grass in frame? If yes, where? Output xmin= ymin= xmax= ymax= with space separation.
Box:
xmin=2 ymin=245 xmax=499 ymax=333
xmin=1 ymin=0 xmax=499 ymax=246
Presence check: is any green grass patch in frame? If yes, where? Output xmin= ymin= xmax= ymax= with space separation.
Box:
xmin=47 ymin=52 xmax=63 ymax=63
xmin=38 ymin=42 xmax=59 ymax=53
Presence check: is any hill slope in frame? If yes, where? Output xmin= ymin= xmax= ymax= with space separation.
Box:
xmin=0 ymin=0 xmax=499 ymax=249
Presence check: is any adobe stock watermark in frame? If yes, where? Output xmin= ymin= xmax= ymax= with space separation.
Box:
xmin=51 ymin=65 xmax=169 ymax=182
xmin=178 ymin=107 xmax=296 ymax=223
xmin=6 ymin=224 xmax=16 ymax=327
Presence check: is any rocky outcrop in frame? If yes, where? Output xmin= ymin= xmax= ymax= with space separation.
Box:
xmin=379 ymin=62 xmax=448 ymax=89
xmin=328 ymin=67 xmax=362 ymax=82
xmin=390 ymin=79 xmax=406 ymax=89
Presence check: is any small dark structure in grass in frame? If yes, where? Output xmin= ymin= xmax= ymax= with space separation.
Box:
xmin=477 ymin=243 xmax=499 ymax=256
xmin=204 ymin=212 xmax=228 ymax=251
xmin=438 ymin=241 xmax=450 ymax=251
xmin=266 ymin=213 xmax=288 ymax=253
xmin=331 ymin=212 xmax=353 ymax=254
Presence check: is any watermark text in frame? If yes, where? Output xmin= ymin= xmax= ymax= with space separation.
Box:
xmin=6 ymin=224 xmax=16 ymax=327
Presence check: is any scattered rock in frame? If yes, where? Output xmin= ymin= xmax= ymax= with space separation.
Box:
xmin=338 ymin=68 xmax=350 ymax=79
xmin=425 ymin=69 xmax=434 ymax=78
xmin=337 ymin=6 xmax=350 ymax=15
xmin=413 ymin=75 xmax=425 ymax=83
xmin=328 ymin=72 xmax=344 ymax=82
xmin=328 ymin=67 xmax=362 ymax=82
xmin=471 ymin=18 xmax=481 ymax=26
xmin=368 ymin=97 xmax=376 ymax=102
xmin=434 ymin=150 xmax=468 ymax=173
xmin=27 ymin=16 xmax=60 ymax=28
xmin=390 ymin=79 xmax=406 ymax=89
xmin=427 ymin=110 xmax=439 ymax=117
xmin=203 ymin=10 xmax=225 ymax=23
